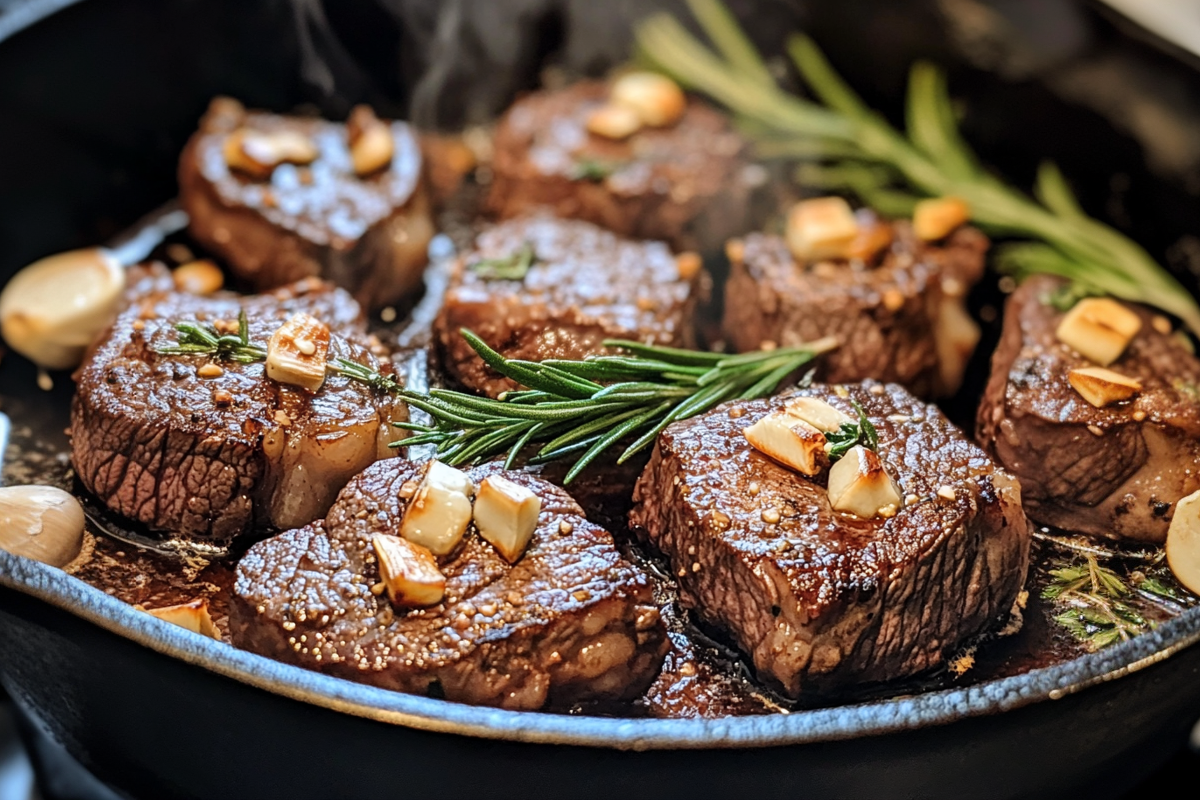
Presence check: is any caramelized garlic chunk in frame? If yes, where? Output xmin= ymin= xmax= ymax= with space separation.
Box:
xmin=1167 ymin=490 xmax=1200 ymax=595
xmin=373 ymin=533 xmax=446 ymax=608
xmin=1056 ymin=297 xmax=1141 ymax=366
xmin=1067 ymin=366 xmax=1142 ymax=408
xmin=143 ymin=599 xmax=222 ymax=640
xmin=610 ymin=72 xmax=686 ymax=127
xmin=744 ymin=412 xmax=829 ymax=476
xmin=399 ymin=461 xmax=475 ymax=556
xmin=786 ymin=197 xmax=860 ymax=262
xmin=913 ymin=197 xmax=970 ymax=241
xmin=473 ymin=475 xmax=541 ymax=563
xmin=827 ymin=445 xmax=902 ymax=519
xmin=347 ymin=105 xmax=395 ymax=177
xmin=266 ymin=313 xmax=330 ymax=392
xmin=224 ymin=128 xmax=318 ymax=179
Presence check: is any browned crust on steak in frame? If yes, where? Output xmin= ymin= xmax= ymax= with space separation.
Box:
xmin=721 ymin=220 xmax=987 ymax=396
xmin=486 ymin=81 xmax=752 ymax=253
xmin=230 ymin=460 xmax=668 ymax=710
xmin=179 ymin=99 xmax=433 ymax=310
xmin=70 ymin=279 xmax=405 ymax=542
xmin=434 ymin=214 xmax=707 ymax=397
xmin=630 ymin=382 xmax=1029 ymax=698
xmin=976 ymin=275 xmax=1200 ymax=542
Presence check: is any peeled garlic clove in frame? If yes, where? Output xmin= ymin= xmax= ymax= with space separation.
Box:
xmin=786 ymin=197 xmax=860 ymax=262
xmin=1167 ymin=489 xmax=1200 ymax=595
xmin=372 ymin=533 xmax=446 ymax=608
xmin=611 ymin=72 xmax=686 ymax=127
xmin=827 ymin=445 xmax=902 ymax=519
xmin=143 ymin=599 xmax=222 ymax=640
xmin=473 ymin=475 xmax=541 ymax=563
xmin=400 ymin=461 xmax=475 ymax=555
xmin=0 ymin=485 xmax=86 ymax=568
xmin=0 ymin=248 xmax=125 ymax=369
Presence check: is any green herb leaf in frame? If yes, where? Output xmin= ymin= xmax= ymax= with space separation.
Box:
xmin=569 ymin=158 xmax=622 ymax=182
xmin=824 ymin=399 xmax=878 ymax=461
xmin=467 ymin=242 xmax=538 ymax=281
xmin=635 ymin=0 xmax=1200 ymax=335
xmin=155 ymin=310 xmax=267 ymax=364
xmin=1042 ymin=553 xmax=1151 ymax=651
xmin=1040 ymin=281 xmax=1101 ymax=312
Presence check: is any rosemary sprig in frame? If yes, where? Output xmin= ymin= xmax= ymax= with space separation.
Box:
xmin=391 ymin=330 xmax=838 ymax=483
xmin=1042 ymin=554 xmax=1151 ymax=651
xmin=468 ymin=242 xmax=537 ymax=281
xmin=825 ymin=398 xmax=878 ymax=461
xmin=327 ymin=357 xmax=402 ymax=392
xmin=154 ymin=310 xmax=267 ymax=364
xmin=635 ymin=0 xmax=1200 ymax=334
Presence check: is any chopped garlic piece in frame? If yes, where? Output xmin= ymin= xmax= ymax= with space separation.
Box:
xmin=266 ymin=313 xmax=330 ymax=392
xmin=913 ymin=197 xmax=970 ymax=241
xmin=786 ymin=197 xmax=860 ymax=261
xmin=400 ymin=461 xmax=474 ymax=556
xmin=827 ymin=445 xmax=902 ymax=519
xmin=473 ymin=475 xmax=541 ymax=563
xmin=144 ymin=599 xmax=222 ymax=640
xmin=610 ymin=72 xmax=686 ymax=127
xmin=586 ymin=103 xmax=643 ymax=140
xmin=783 ymin=397 xmax=852 ymax=433
xmin=1067 ymin=366 xmax=1142 ymax=408
xmin=1167 ymin=490 xmax=1200 ymax=594
xmin=347 ymin=105 xmax=394 ymax=177
xmin=224 ymin=128 xmax=318 ymax=179
xmin=744 ymin=412 xmax=828 ymax=476
xmin=1056 ymin=297 xmax=1141 ymax=366
xmin=372 ymin=533 xmax=446 ymax=608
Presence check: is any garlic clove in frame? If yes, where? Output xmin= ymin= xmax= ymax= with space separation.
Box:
xmin=399 ymin=461 xmax=475 ymax=556
xmin=347 ymin=105 xmax=394 ymax=177
xmin=1055 ymin=297 xmax=1142 ymax=367
xmin=1067 ymin=366 xmax=1142 ymax=408
xmin=610 ymin=72 xmax=686 ymax=127
xmin=224 ymin=128 xmax=318 ymax=179
xmin=1167 ymin=489 xmax=1200 ymax=595
xmin=266 ymin=313 xmax=330 ymax=392
xmin=372 ymin=533 xmax=446 ymax=608
xmin=173 ymin=259 xmax=225 ymax=295
xmin=473 ymin=474 xmax=541 ymax=563
xmin=744 ymin=412 xmax=829 ymax=476
xmin=0 ymin=248 xmax=126 ymax=370
xmin=827 ymin=445 xmax=902 ymax=519
xmin=586 ymin=103 xmax=643 ymax=140
xmin=934 ymin=296 xmax=982 ymax=396
xmin=782 ymin=396 xmax=852 ymax=433
xmin=143 ymin=599 xmax=222 ymax=640
xmin=0 ymin=485 xmax=86 ymax=568
xmin=913 ymin=197 xmax=970 ymax=241
xmin=786 ymin=197 xmax=860 ymax=262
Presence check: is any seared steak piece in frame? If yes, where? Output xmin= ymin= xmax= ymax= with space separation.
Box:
xmin=71 ymin=279 xmax=406 ymax=543
xmin=230 ymin=460 xmax=668 ymax=710
xmin=721 ymin=216 xmax=988 ymax=397
xmin=629 ymin=382 xmax=1029 ymax=698
xmin=179 ymin=97 xmax=434 ymax=310
xmin=487 ymin=81 xmax=753 ymax=253
xmin=977 ymin=275 xmax=1200 ymax=542
xmin=434 ymin=214 xmax=707 ymax=397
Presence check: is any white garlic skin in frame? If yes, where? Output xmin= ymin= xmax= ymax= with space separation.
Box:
xmin=0 ymin=485 xmax=86 ymax=568
xmin=0 ymin=248 xmax=126 ymax=370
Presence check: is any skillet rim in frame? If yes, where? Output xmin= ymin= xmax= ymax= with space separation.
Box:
xmin=3 ymin=546 xmax=1200 ymax=750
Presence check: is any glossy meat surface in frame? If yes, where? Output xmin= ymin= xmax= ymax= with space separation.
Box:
xmin=630 ymin=382 xmax=1029 ymax=697
xmin=231 ymin=460 xmax=668 ymax=710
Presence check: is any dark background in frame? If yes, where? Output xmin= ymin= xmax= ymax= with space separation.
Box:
xmin=1 ymin=0 xmax=1199 ymax=797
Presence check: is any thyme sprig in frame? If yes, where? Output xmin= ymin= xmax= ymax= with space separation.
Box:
xmin=154 ymin=310 xmax=267 ymax=364
xmin=825 ymin=399 xmax=878 ymax=461
xmin=1042 ymin=554 xmax=1150 ymax=651
xmin=467 ymin=242 xmax=537 ymax=281
xmin=636 ymin=0 xmax=1200 ymax=334
xmin=391 ymin=330 xmax=838 ymax=483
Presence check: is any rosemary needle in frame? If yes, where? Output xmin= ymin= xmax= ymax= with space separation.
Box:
xmin=390 ymin=330 xmax=838 ymax=483
xmin=154 ymin=310 xmax=267 ymax=364
xmin=635 ymin=0 xmax=1200 ymax=334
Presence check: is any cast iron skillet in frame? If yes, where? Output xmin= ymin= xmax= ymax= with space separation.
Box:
xmin=3 ymin=1 xmax=1200 ymax=798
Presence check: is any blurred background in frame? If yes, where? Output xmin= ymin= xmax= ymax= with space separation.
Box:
xmin=1 ymin=0 xmax=1199 ymax=796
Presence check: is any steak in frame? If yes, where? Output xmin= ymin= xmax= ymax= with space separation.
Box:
xmin=70 ymin=279 xmax=406 ymax=543
xmin=230 ymin=460 xmax=668 ymax=710
xmin=434 ymin=214 xmax=707 ymax=397
xmin=629 ymin=382 xmax=1029 ymax=697
xmin=977 ymin=275 xmax=1200 ymax=542
xmin=721 ymin=216 xmax=988 ymax=397
xmin=179 ymin=97 xmax=434 ymax=310
xmin=486 ymin=81 xmax=754 ymax=253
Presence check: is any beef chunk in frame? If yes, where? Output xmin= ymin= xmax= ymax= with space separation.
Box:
xmin=977 ymin=275 xmax=1200 ymax=542
xmin=179 ymin=97 xmax=434 ymax=310
xmin=629 ymin=382 xmax=1029 ymax=698
xmin=721 ymin=217 xmax=988 ymax=397
xmin=487 ymin=81 xmax=753 ymax=253
xmin=434 ymin=214 xmax=707 ymax=397
xmin=70 ymin=279 xmax=405 ymax=543
xmin=230 ymin=460 xmax=668 ymax=710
